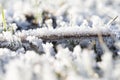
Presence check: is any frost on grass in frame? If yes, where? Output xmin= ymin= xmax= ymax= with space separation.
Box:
xmin=0 ymin=0 xmax=120 ymax=80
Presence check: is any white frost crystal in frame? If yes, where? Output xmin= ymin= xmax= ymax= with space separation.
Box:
xmin=42 ymin=42 xmax=55 ymax=57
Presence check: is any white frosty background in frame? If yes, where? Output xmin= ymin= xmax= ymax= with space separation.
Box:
xmin=0 ymin=0 xmax=120 ymax=80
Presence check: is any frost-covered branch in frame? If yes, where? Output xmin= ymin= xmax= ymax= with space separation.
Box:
xmin=0 ymin=27 xmax=112 ymax=42
xmin=0 ymin=27 xmax=112 ymax=50
xmin=16 ymin=27 xmax=112 ymax=41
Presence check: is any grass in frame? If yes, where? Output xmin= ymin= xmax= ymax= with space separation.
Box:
xmin=0 ymin=4 xmax=7 ymax=31
xmin=32 ymin=0 xmax=42 ymax=24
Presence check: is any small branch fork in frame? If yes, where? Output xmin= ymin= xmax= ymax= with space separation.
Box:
xmin=0 ymin=27 xmax=112 ymax=42
xmin=0 ymin=27 xmax=112 ymax=50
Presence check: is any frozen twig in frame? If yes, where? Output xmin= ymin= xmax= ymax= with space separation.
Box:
xmin=0 ymin=27 xmax=112 ymax=50
xmin=1 ymin=27 xmax=112 ymax=41
xmin=37 ymin=30 xmax=111 ymax=41
xmin=15 ymin=27 xmax=112 ymax=41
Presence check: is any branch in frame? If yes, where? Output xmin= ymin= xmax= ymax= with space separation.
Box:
xmin=0 ymin=27 xmax=112 ymax=50
xmin=16 ymin=27 xmax=112 ymax=41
